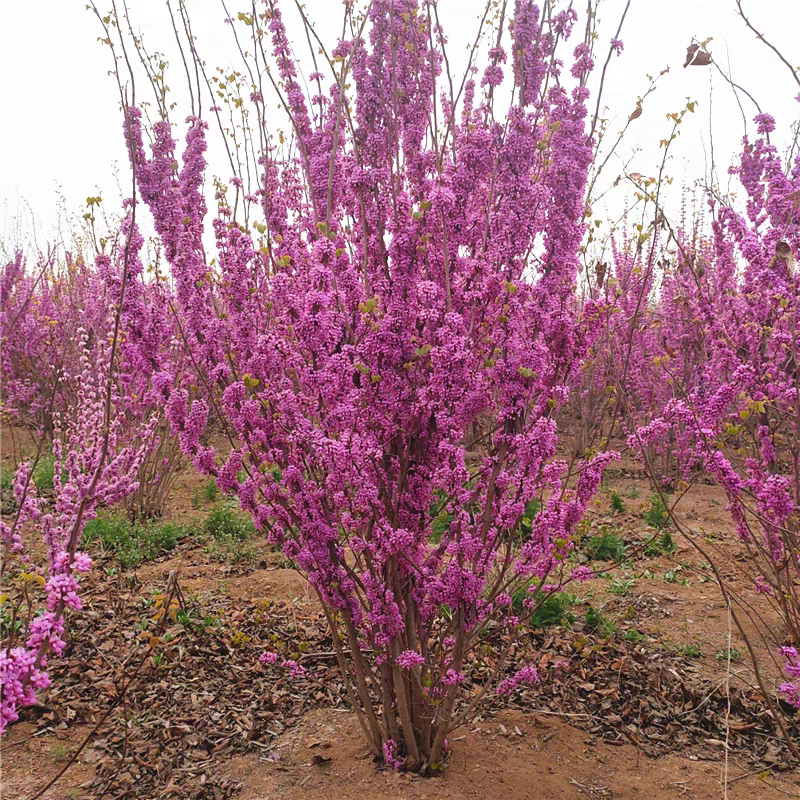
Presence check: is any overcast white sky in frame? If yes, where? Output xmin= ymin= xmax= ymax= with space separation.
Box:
xmin=1 ymin=0 xmax=799 ymax=255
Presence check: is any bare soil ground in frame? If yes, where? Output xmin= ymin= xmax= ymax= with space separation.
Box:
xmin=2 ymin=429 xmax=799 ymax=799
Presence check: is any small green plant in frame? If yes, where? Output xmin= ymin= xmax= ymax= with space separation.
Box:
xmin=608 ymin=490 xmax=626 ymax=514
xmin=663 ymin=567 xmax=688 ymax=586
xmin=644 ymin=494 xmax=670 ymax=529
xmin=32 ymin=453 xmax=56 ymax=491
xmin=83 ymin=515 xmax=185 ymax=568
xmin=175 ymin=607 xmax=219 ymax=634
xmin=49 ymin=743 xmax=70 ymax=763
xmin=429 ymin=494 xmax=453 ymax=544
xmin=623 ymin=628 xmax=645 ymax=644
xmin=0 ymin=601 xmax=24 ymax=638
xmin=679 ymin=643 xmax=703 ymax=658
xmin=192 ymin=478 xmax=221 ymax=509
xmin=716 ymin=647 xmax=741 ymax=663
xmin=644 ymin=529 xmax=676 ymax=557
xmin=514 ymin=498 xmax=542 ymax=540
xmin=587 ymin=527 xmax=627 ymax=562
xmin=526 ymin=591 xmax=576 ymax=628
xmin=609 ymin=575 xmax=636 ymax=596
xmin=584 ymin=605 xmax=618 ymax=636
xmin=626 ymin=486 xmax=641 ymax=499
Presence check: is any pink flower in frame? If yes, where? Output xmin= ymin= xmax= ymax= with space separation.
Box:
xmin=396 ymin=650 xmax=425 ymax=670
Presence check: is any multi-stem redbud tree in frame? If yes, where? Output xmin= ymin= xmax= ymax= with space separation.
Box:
xmin=118 ymin=0 xmax=619 ymax=771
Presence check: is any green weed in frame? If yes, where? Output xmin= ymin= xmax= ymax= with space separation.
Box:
xmin=644 ymin=494 xmax=670 ymax=529
xmin=609 ymin=490 xmax=626 ymax=514
xmin=609 ymin=575 xmax=636 ymax=596
xmin=587 ymin=527 xmax=627 ymax=562
xmin=0 ymin=463 xmax=13 ymax=491
xmin=644 ymin=529 xmax=676 ymax=557
xmin=203 ymin=500 xmax=255 ymax=541
xmin=514 ymin=498 xmax=542 ymax=541
xmin=716 ymin=647 xmax=741 ymax=663
xmin=623 ymin=628 xmax=646 ymax=644
xmin=663 ymin=567 xmax=689 ymax=586
xmin=192 ymin=478 xmax=221 ymax=509
xmin=201 ymin=500 xmax=259 ymax=563
xmin=429 ymin=495 xmax=453 ymax=544
xmin=0 ymin=463 xmax=16 ymax=513
xmin=528 ymin=591 xmax=576 ymax=629
xmin=584 ymin=605 xmax=618 ymax=636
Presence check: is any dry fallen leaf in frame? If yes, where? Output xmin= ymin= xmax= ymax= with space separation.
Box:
xmin=684 ymin=43 xmax=711 ymax=67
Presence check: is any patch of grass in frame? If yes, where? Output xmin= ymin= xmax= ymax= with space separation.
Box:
xmin=201 ymin=500 xmax=259 ymax=563
xmin=679 ymin=643 xmax=703 ymax=658
xmin=203 ymin=537 xmax=261 ymax=564
xmin=203 ymin=500 xmax=255 ymax=541
xmin=644 ymin=494 xmax=670 ymax=529
xmin=587 ymin=526 xmax=627 ymax=562
xmin=172 ymin=607 xmax=220 ymax=636
xmin=584 ymin=605 xmax=618 ymax=637
xmin=83 ymin=515 xmax=185 ymax=568
xmin=528 ymin=591 xmax=576 ymax=628
xmin=192 ymin=478 xmax=221 ymax=509
xmin=33 ymin=453 xmax=56 ymax=491
xmin=0 ymin=463 xmax=16 ymax=514
xmin=626 ymin=486 xmax=641 ymax=499
xmin=0 ymin=463 xmax=13 ymax=491
xmin=644 ymin=529 xmax=676 ymax=557
xmin=609 ymin=575 xmax=636 ymax=596
xmin=608 ymin=490 xmax=626 ymax=514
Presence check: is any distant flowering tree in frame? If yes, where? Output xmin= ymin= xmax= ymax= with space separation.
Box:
xmin=0 ymin=251 xmax=108 ymax=437
xmin=0 ymin=328 xmax=157 ymax=732
xmin=1 ymin=229 xmax=188 ymax=520
xmin=0 ymin=111 xmax=171 ymax=730
xmin=627 ymin=106 xmax=800 ymax=755
xmin=115 ymin=0 xmax=620 ymax=771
